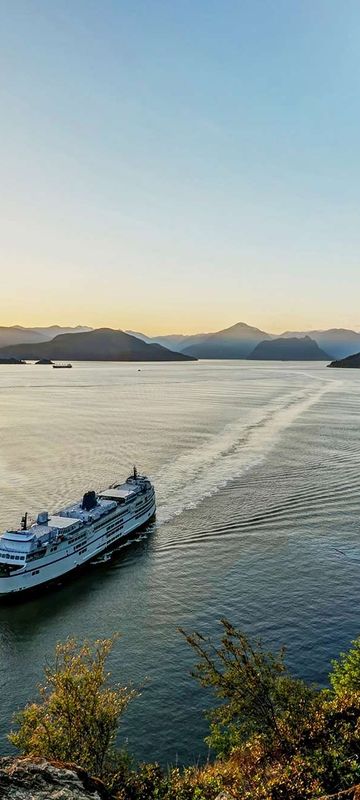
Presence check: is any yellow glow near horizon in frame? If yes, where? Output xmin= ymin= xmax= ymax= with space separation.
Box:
xmin=2 ymin=3 xmax=360 ymax=340
xmin=1 ymin=305 xmax=360 ymax=337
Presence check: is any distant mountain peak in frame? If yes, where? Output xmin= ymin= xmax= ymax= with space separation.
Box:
xmin=215 ymin=320 xmax=270 ymax=335
xmin=181 ymin=321 xmax=271 ymax=359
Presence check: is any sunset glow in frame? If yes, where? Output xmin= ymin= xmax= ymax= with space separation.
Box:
xmin=1 ymin=1 xmax=360 ymax=333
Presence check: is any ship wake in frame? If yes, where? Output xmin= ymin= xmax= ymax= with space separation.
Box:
xmin=155 ymin=378 xmax=339 ymax=524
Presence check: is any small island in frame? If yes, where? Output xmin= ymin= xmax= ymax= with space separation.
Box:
xmin=35 ymin=358 xmax=53 ymax=365
xmin=328 ymin=352 xmax=360 ymax=368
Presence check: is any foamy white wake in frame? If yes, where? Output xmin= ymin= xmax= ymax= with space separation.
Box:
xmin=155 ymin=378 xmax=340 ymax=524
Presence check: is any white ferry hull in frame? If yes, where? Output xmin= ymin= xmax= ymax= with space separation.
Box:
xmin=0 ymin=492 xmax=155 ymax=598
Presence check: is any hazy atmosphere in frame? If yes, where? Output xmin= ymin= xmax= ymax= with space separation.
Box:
xmin=2 ymin=1 xmax=360 ymax=333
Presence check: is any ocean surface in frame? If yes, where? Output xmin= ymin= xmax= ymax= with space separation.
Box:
xmin=0 ymin=360 xmax=359 ymax=765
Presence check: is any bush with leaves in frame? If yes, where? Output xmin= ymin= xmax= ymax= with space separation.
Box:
xmin=330 ymin=638 xmax=360 ymax=695
xmin=9 ymin=624 xmax=360 ymax=800
xmin=181 ymin=621 xmax=360 ymax=799
xmin=180 ymin=618 xmax=317 ymax=758
xmin=9 ymin=636 xmax=137 ymax=779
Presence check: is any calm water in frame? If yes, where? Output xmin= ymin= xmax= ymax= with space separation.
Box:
xmin=0 ymin=360 xmax=359 ymax=765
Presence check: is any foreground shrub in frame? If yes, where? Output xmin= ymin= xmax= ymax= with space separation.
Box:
xmin=180 ymin=622 xmax=360 ymax=799
xmin=9 ymin=625 xmax=360 ymax=799
xmin=114 ymin=762 xmax=225 ymax=800
xmin=180 ymin=618 xmax=317 ymax=758
xmin=9 ymin=636 xmax=137 ymax=779
xmin=330 ymin=638 xmax=360 ymax=695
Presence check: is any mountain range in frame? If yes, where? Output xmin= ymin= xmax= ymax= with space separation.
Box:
xmin=127 ymin=323 xmax=272 ymax=358
xmin=0 ymin=325 xmax=92 ymax=349
xmin=125 ymin=330 xmax=211 ymax=354
xmin=128 ymin=322 xmax=360 ymax=360
xmin=2 ymin=321 xmax=360 ymax=361
xmin=278 ymin=329 xmax=360 ymax=360
xmin=0 ymin=329 xmax=195 ymax=362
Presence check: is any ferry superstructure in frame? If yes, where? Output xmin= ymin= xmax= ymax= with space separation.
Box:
xmin=0 ymin=469 xmax=155 ymax=597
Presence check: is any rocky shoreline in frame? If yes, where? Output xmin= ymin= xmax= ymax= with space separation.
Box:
xmin=0 ymin=756 xmax=111 ymax=800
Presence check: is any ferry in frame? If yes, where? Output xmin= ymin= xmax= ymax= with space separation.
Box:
xmin=0 ymin=468 xmax=155 ymax=597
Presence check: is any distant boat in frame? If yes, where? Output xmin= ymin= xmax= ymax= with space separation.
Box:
xmin=53 ymin=363 xmax=72 ymax=369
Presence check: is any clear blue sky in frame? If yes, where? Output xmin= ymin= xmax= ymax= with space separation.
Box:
xmin=1 ymin=0 xmax=360 ymax=333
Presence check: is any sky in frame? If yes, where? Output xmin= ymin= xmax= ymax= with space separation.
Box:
xmin=1 ymin=1 xmax=360 ymax=335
